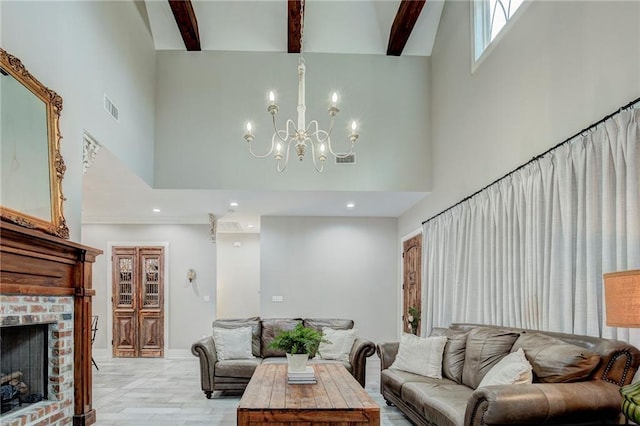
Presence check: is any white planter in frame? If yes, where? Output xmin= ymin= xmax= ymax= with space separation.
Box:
xmin=286 ymin=353 xmax=308 ymax=372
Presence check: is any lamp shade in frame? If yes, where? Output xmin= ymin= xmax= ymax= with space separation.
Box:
xmin=604 ymin=270 xmax=640 ymax=327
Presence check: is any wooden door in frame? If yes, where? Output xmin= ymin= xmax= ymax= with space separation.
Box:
xmin=402 ymin=234 xmax=422 ymax=334
xmin=112 ymin=246 xmax=164 ymax=358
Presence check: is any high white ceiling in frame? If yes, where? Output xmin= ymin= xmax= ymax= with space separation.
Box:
xmin=82 ymin=1 xmax=442 ymax=231
xmin=144 ymin=0 xmax=444 ymax=56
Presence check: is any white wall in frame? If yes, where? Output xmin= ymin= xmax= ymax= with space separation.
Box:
xmin=260 ymin=216 xmax=398 ymax=343
xmin=1 ymin=1 xmax=156 ymax=240
xmin=216 ymin=233 xmax=260 ymax=318
xmin=399 ymin=0 xmax=640 ymax=236
xmin=154 ymin=51 xmax=431 ymax=192
xmin=82 ymin=224 xmax=216 ymax=357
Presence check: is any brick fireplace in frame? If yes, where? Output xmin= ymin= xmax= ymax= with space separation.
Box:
xmin=1 ymin=296 xmax=74 ymax=425
xmin=0 ymin=222 xmax=101 ymax=426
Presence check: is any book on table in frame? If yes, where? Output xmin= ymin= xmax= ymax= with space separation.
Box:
xmin=287 ymin=366 xmax=316 ymax=384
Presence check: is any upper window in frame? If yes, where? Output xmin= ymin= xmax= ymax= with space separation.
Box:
xmin=474 ymin=0 xmax=525 ymax=61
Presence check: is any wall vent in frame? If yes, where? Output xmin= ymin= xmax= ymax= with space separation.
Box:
xmin=335 ymin=153 xmax=356 ymax=164
xmin=104 ymin=94 xmax=119 ymax=122
xmin=217 ymin=221 xmax=244 ymax=233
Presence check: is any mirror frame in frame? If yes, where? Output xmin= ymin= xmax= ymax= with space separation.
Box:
xmin=0 ymin=48 xmax=69 ymax=239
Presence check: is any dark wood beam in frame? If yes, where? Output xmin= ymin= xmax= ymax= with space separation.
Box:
xmin=288 ymin=0 xmax=303 ymax=54
xmin=387 ymin=0 xmax=426 ymax=56
xmin=169 ymin=0 xmax=201 ymax=51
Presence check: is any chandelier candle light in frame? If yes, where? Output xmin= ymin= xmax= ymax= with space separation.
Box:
xmin=243 ymin=0 xmax=359 ymax=173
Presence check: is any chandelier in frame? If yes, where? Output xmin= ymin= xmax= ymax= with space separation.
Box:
xmin=242 ymin=0 xmax=359 ymax=173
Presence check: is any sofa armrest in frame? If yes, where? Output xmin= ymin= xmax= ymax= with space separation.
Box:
xmin=349 ymin=337 xmax=376 ymax=387
xmin=376 ymin=342 xmax=399 ymax=370
xmin=465 ymin=381 xmax=623 ymax=426
xmin=191 ymin=336 xmax=218 ymax=398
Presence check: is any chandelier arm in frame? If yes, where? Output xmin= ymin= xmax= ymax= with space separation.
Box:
xmin=309 ymin=126 xmax=354 ymax=159
xmin=309 ymin=138 xmax=325 ymax=173
xmin=306 ymin=119 xmax=334 ymax=144
xmin=326 ymin=140 xmax=356 ymax=158
xmin=247 ymin=141 xmax=275 ymax=159
xmin=276 ymin=135 xmax=293 ymax=172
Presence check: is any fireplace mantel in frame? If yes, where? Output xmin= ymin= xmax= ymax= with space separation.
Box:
xmin=0 ymin=221 xmax=102 ymax=426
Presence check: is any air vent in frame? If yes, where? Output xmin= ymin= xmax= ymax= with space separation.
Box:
xmin=217 ymin=221 xmax=244 ymax=233
xmin=335 ymin=153 xmax=356 ymax=164
xmin=104 ymin=94 xmax=119 ymax=122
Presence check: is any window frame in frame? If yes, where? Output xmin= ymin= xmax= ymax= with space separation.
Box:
xmin=471 ymin=0 xmax=532 ymax=73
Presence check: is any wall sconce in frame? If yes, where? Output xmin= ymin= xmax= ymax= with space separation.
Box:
xmin=187 ymin=268 xmax=196 ymax=284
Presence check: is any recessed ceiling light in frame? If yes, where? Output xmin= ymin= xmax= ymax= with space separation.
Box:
xmin=153 ymin=208 xmax=161 ymax=213
xmin=229 ymin=202 xmax=239 ymax=207
xmin=346 ymin=202 xmax=355 ymax=209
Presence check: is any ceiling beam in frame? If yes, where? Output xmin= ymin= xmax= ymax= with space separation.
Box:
xmin=387 ymin=0 xmax=426 ymax=56
xmin=168 ymin=0 xmax=201 ymax=51
xmin=288 ymin=0 xmax=303 ymax=54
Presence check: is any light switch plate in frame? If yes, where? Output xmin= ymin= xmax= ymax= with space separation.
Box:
xmin=272 ymin=295 xmax=284 ymax=302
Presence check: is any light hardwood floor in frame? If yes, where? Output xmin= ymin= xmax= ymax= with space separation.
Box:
xmin=92 ymin=355 xmax=411 ymax=426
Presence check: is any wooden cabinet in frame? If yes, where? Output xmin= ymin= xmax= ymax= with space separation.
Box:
xmin=112 ymin=246 xmax=164 ymax=358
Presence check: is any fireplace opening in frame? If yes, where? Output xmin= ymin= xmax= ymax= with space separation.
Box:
xmin=0 ymin=324 xmax=48 ymax=415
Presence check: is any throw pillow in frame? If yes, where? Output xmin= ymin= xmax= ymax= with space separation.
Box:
xmin=511 ymin=333 xmax=601 ymax=383
xmin=430 ymin=328 xmax=468 ymax=383
xmin=461 ymin=327 xmax=520 ymax=389
xmin=478 ymin=348 xmax=533 ymax=387
xmin=315 ymin=327 xmax=357 ymax=362
xmin=389 ymin=334 xmax=447 ymax=379
xmin=212 ymin=326 xmax=255 ymax=360
xmin=213 ymin=317 xmax=261 ymax=357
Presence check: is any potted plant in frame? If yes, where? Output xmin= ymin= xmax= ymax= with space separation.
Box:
xmin=407 ymin=306 xmax=420 ymax=335
xmin=269 ymin=324 xmax=329 ymax=371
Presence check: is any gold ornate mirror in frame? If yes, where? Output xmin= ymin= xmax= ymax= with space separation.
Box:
xmin=0 ymin=48 xmax=69 ymax=238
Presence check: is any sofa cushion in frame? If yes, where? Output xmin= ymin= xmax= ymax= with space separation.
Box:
xmin=390 ymin=334 xmax=447 ymax=379
xmin=511 ymin=332 xmax=601 ymax=383
xmin=215 ymin=358 xmax=262 ymax=378
xmin=316 ymin=328 xmax=357 ymax=362
xmin=478 ymin=348 xmax=533 ymax=387
xmin=303 ymin=318 xmax=354 ymax=332
xmin=212 ymin=326 xmax=255 ymax=360
xmin=401 ymin=381 xmax=472 ymax=426
xmin=260 ymin=318 xmax=302 ymax=357
xmin=431 ymin=327 xmax=468 ymax=384
xmin=381 ymin=368 xmax=456 ymax=396
xmin=461 ymin=327 xmax=520 ymax=389
xmin=213 ymin=317 xmax=261 ymax=357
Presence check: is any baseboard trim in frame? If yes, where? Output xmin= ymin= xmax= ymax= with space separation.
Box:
xmin=166 ymin=349 xmax=193 ymax=359
xmin=92 ymin=348 xmax=192 ymax=359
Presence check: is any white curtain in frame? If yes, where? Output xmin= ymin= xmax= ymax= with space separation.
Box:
xmin=422 ymin=107 xmax=640 ymax=348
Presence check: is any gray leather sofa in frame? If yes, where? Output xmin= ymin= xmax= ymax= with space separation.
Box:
xmin=377 ymin=323 xmax=640 ymax=426
xmin=191 ymin=317 xmax=375 ymax=398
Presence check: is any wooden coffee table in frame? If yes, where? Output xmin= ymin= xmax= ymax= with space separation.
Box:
xmin=237 ymin=363 xmax=380 ymax=425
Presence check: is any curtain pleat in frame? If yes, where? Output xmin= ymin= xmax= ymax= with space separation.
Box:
xmin=421 ymin=108 xmax=640 ymax=348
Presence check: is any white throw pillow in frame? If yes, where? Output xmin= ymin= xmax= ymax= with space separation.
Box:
xmin=316 ymin=328 xmax=357 ymax=362
xmin=478 ymin=348 xmax=533 ymax=387
xmin=212 ymin=326 xmax=255 ymax=360
xmin=389 ymin=334 xmax=447 ymax=379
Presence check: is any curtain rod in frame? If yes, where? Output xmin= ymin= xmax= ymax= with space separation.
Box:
xmin=422 ymin=96 xmax=640 ymax=226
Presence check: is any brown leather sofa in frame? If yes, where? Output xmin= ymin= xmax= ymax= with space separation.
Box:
xmin=377 ymin=323 xmax=640 ymax=426
xmin=191 ymin=317 xmax=375 ymax=398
